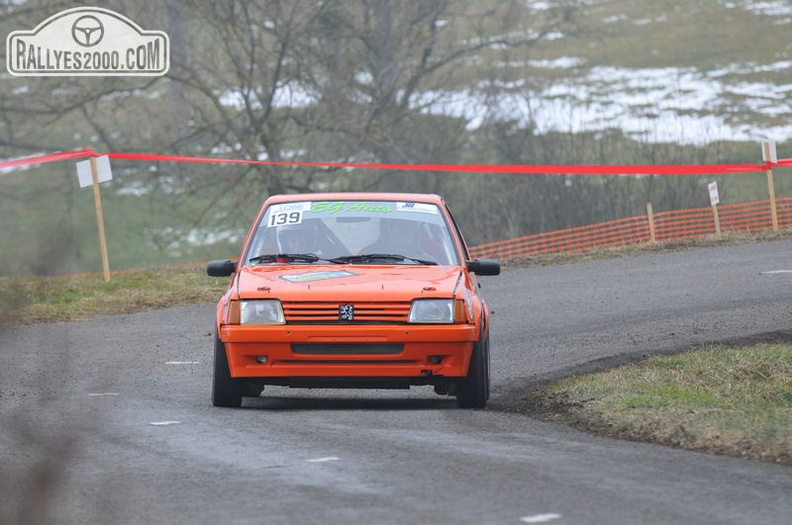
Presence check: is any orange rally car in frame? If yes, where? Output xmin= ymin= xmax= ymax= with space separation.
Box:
xmin=206 ymin=193 xmax=500 ymax=408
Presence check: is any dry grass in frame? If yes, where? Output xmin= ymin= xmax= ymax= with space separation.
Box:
xmin=525 ymin=344 xmax=792 ymax=464
xmin=0 ymin=265 xmax=228 ymax=324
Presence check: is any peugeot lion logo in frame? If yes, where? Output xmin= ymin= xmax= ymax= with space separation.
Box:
xmin=339 ymin=304 xmax=355 ymax=322
xmin=71 ymin=15 xmax=104 ymax=47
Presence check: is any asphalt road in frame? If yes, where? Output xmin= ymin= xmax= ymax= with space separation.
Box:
xmin=1 ymin=241 xmax=791 ymax=525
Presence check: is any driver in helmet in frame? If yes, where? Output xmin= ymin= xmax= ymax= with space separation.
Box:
xmin=361 ymin=218 xmax=438 ymax=261
xmin=277 ymin=222 xmax=319 ymax=254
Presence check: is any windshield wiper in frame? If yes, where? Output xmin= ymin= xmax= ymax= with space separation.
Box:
xmin=249 ymin=253 xmax=341 ymax=264
xmin=330 ymin=253 xmax=438 ymax=265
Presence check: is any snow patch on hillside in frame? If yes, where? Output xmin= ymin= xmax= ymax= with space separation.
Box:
xmin=735 ymin=1 xmax=792 ymax=17
xmin=413 ymin=62 xmax=792 ymax=144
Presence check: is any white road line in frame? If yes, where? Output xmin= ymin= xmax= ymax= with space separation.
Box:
xmin=760 ymin=270 xmax=792 ymax=275
xmin=165 ymin=361 xmax=200 ymax=365
xmin=306 ymin=457 xmax=340 ymax=463
xmin=150 ymin=421 xmax=181 ymax=426
xmin=520 ymin=514 xmax=562 ymax=524
xmin=88 ymin=392 xmax=119 ymax=396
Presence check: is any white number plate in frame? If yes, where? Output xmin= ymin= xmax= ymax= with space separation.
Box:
xmin=268 ymin=210 xmax=303 ymax=227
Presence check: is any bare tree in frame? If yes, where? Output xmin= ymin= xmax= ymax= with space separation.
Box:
xmin=0 ymin=0 xmax=587 ymax=272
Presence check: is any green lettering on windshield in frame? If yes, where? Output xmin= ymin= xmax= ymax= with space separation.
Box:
xmin=310 ymin=201 xmax=393 ymax=214
xmin=345 ymin=202 xmax=392 ymax=213
xmin=311 ymin=201 xmax=346 ymax=214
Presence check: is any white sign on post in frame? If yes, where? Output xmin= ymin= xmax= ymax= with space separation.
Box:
xmin=76 ymin=155 xmax=113 ymax=188
xmin=75 ymin=155 xmax=113 ymax=281
xmin=761 ymin=141 xmax=777 ymax=163
xmin=708 ymin=181 xmax=719 ymax=206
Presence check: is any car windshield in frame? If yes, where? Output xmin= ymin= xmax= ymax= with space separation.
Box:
xmin=244 ymin=200 xmax=460 ymax=265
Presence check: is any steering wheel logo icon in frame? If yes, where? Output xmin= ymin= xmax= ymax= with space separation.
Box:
xmin=71 ymin=15 xmax=104 ymax=47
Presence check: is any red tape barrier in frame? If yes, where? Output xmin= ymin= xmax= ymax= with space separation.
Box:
xmin=0 ymin=149 xmax=96 ymax=170
xmin=104 ymin=152 xmax=779 ymax=175
xmin=1 ymin=148 xmax=790 ymax=175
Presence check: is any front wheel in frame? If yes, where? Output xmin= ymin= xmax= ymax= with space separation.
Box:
xmin=456 ymin=330 xmax=490 ymax=409
xmin=212 ymin=333 xmax=243 ymax=408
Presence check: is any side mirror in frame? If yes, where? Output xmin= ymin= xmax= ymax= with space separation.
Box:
xmin=207 ymin=259 xmax=237 ymax=277
xmin=466 ymin=259 xmax=500 ymax=276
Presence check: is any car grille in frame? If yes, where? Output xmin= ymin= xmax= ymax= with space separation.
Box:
xmin=281 ymin=301 xmax=411 ymax=323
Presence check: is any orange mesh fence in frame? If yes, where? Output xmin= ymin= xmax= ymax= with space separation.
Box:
xmin=720 ymin=198 xmax=792 ymax=231
xmin=653 ymin=207 xmax=715 ymax=241
xmin=469 ymin=197 xmax=792 ymax=260
xmin=469 ymin=216 xmax=650 ymax=259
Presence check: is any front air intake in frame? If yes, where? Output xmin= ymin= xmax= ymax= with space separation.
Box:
xmin=291 ymin=344 xmax=404 ymax=355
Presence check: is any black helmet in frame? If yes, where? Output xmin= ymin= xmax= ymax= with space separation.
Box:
xmin=277 ymin=221 xmax=318 ymax=252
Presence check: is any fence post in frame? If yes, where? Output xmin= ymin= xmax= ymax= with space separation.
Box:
xmin=707 ymin=181 xmax=721 ymax=236
xmin=646 ymin=202 xmax=656 ymax=242
xmin=763 ymin=142 xmax=779 ymax=231
xmin=90 ymin=155 xmax=111 ymax=282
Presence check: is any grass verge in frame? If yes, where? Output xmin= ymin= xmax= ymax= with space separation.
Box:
xmin=523 ymin=344 xmax=792 ymax=465
xmin=0 ymin=265 xmax=228 ymax=324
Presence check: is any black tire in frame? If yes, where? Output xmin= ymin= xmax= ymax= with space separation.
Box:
xmin=212 ymin=333 xmax=243 ymax=408
xmin=456 ymin=329 xmax=490 ymax=409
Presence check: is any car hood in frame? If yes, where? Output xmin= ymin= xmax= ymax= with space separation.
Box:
xmin=237 ymin=264 xmax=462 ymax=301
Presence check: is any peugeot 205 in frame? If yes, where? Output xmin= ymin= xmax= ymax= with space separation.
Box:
xmin=206 ymin=193 xmax=500 ymax=408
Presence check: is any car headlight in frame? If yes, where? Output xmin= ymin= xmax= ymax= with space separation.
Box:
xmin=408 ymin=299 xmax=454 ymax=324
xmin=240 ymin=300 xmax=285 ymax=325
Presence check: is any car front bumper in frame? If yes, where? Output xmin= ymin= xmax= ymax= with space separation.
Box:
xmin=220 ymin=324 xmax=477 ymax=378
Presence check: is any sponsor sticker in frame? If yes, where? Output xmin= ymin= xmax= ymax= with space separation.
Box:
xmin=269 ymin=202 xmax=312 ymax=214
xmin=397 ymin=202 xmax=438 ymax=214
xmin=6 ymin=6 xmax=169 ymax=76
xmin=280 ymin=270 xmax=356 ymax=283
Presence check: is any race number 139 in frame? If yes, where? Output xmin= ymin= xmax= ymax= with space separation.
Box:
xmin=268 ymin=211 xmax=303 ymax=227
